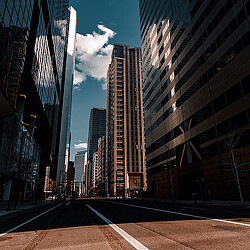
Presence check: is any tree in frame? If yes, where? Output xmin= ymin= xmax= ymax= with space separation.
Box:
xmin=222 ymin=130 xmax=249 ymax=205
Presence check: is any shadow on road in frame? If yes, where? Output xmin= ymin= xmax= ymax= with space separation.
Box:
xmin=0 ymin=198 xmax=249 ymax=234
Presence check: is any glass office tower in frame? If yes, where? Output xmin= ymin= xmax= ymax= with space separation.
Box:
xmin=56 ymin=6 xmax=77 ymax=191
xmin=106 ymin=44 xmax=147 ymax=198
xmin=0 ymin=0 xmax=69 ymax=200
xmin=139 ymin=0 xmax=250 ymax=200
xmin=86 ymin=108 xmax=106 ymax=196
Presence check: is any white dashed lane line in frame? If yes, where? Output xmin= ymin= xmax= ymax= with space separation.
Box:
xmin=86 ymin=204 xmax=149 ymax=250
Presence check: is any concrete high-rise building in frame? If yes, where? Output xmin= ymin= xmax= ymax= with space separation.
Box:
xmin=0 ymin=0 xmax=70 ymax=200
xmin=139 ymin=0 xmax=250 ymax=200
xmin=106 ymin=44 xmax=147 ymax=198
xmin=57 ymin=7 xmax=77 ymax=190
xmin=86 ymin=108 xmax=106 ymax=195
xmin=74 ymin=150 xmax=87 ymax=195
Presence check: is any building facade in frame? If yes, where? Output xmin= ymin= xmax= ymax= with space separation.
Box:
xmin=86 ymin=108 xmax=106 ymax=196
xmin=66 ymin=160 xmax=75 ymax=195
xmin=106 ymin=44 xmax=147 ymax=198
xmin=74 ymin=150 xmax=87 ymax=196
xmin=139 ymin=0 xmax=250 ymax=200
xmin=92 ymin=151 xmax=99 ymax=196
xmin=0 ymin=0 xmax=70 ymax=200
xmin=87 ymin=108 xmax=106 ymax=159
xmin=82 ymin=151 xmax=88 ymax=196
xmin=96 ymin=136 xmax=106 ymax=196
xmin=57 ymin=7 xmax=77 ymax=190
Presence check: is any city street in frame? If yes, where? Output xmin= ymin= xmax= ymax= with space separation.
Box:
xmin=0 ymin=199 xmax=250 ymax=249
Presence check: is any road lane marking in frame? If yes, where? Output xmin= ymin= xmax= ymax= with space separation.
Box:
xmin=105 ymin=201 xmax=250 ymax=228
xmin=86 ymin=204 xmax=149 ymax=250
xmin=0 ymin=203 xmax=62 ymax=237
xmin=66 ymin=201 xmax=70 ymax=206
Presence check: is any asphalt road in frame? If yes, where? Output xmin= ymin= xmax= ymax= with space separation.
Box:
xmin=0 ymin=198 xmax=249 ymax=249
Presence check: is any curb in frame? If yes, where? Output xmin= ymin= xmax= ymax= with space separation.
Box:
xmin=124 ymin=198 xmax=250 ymax=209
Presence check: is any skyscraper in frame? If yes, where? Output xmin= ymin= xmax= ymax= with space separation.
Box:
xmin=139 ymin=0 xmax=250 ymax=200
xmin=106 ymin=44 xmax=147 ymax=198
xmin=88 ymin=108 xmax=106 ymax=159
xmin=0 ymin=0 xmax=70 ymax=200
xmin=56 ymin=6 xmax=77 ymax=190
xmin=74 ymin=150 xmax=87 ymax=195
xmin=86 ymin=108 xmax=106 ymax=195
xmin=97 ymin=136 xmax=106 ymax=196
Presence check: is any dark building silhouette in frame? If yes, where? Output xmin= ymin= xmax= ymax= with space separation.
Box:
xmin=66 ymin=161 xmax=75 ymax=195
xmin=86 ymin=108 xmax=106 ymax=196
xmin=139 ymin=0 xmax=250 ymax=200
xmin=0 ymin=0 xmax=69 ymax=201
xmin=88 ymin=108 xmax=106 ymax=159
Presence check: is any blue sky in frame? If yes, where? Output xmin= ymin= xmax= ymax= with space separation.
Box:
xmin=69 ymin=0 xmax=141 ymax=160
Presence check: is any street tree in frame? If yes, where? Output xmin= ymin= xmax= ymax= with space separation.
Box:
xmin=222 ymin=130 xmax=250 ymax=205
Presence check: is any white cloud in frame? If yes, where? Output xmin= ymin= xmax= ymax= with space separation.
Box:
xmin=101 ymin=81 xmax=107 ymax=90
xmin=73 ymin=142 xmax=88 ymax=149
xmin=73 ymin=24 xmax=116 ymax=89
xmin=74 ymin=70 xmax=86 ymax=89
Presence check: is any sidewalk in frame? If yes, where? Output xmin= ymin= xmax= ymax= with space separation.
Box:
xmin=135 ymin=197 xmax=250 ymax=208
xmin=0 ymin=199 xmax=54 ymax=217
